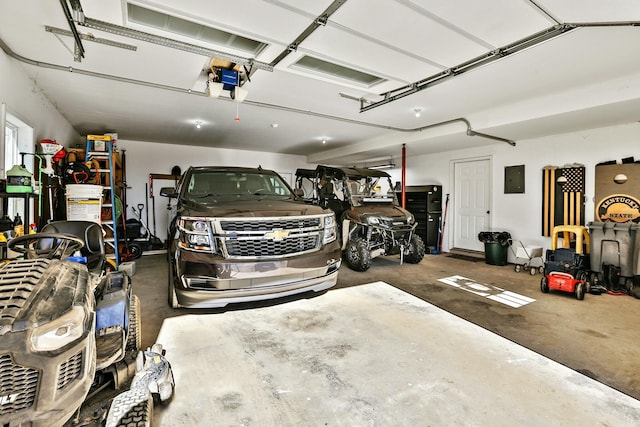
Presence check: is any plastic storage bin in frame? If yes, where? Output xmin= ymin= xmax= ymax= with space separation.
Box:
xmin=478 ymin=231 xmax=511 ymax=266
xmin=587 ymin=222 xmax=638 ymax=277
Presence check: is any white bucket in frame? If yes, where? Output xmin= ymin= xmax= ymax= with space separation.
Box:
xmin=66 ymin=184 xmax=104 ymax=223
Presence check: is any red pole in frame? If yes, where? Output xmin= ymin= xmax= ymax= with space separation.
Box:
xmin=401 ymin=143 xmax=406 ymax=208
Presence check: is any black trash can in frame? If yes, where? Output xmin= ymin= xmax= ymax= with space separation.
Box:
xmin=478 ymin=231 xmax=511 ymax=266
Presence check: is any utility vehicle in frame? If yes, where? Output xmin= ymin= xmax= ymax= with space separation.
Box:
xmin=0 ymin=220 xmax=140 ymax=427
xmin=295 ymin=165 xmax=425 ymax=271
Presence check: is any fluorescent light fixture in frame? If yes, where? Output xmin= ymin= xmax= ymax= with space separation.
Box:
xmin=369 ymin=163 xmax=395 ymax=170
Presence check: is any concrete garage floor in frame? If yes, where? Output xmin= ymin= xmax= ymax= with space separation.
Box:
xmin=130 ymin=253 xmax=640 ymax=426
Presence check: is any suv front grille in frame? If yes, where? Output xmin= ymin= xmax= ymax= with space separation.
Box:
xmin=0 ymin=354 xmax=39 ymax=415
xmin=226 ymin=235 xmax=319 ymax=257
xmin=57 ymin=351 xmax=83 ymax=390
xmin=217 ymin=216 xmax=326 ymax=259
xmin=0 ymin=259 xmax=50 ymax=322
xmin=220 ymin=217 xmax=321 ymax=232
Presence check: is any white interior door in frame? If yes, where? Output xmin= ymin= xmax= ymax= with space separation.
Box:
xmin=453 ymin=158 xmax=491 ymax=252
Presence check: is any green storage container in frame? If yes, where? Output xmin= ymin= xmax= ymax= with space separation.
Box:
xmin=484 ymin=241 xmax=508 ymax=266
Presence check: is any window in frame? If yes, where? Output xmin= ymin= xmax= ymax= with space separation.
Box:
xmin=2 ymin=107 xmax=34 ymax=222
xmin=4 ymin=121 xmax=18 ymax=179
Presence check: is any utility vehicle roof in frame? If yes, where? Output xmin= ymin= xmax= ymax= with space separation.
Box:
xmin=295 ymin=168 xmax=316 ymax=179
xmin=315 ymin=165 xmax=391 ymax=179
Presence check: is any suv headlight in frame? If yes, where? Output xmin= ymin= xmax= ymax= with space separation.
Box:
xmin=30 ymin=306 xmax=86 ymax=352
xmin=179 ymin=218 xmax=215 ymax=252
xmin=323 ymin=214 xmax=337 ymax=244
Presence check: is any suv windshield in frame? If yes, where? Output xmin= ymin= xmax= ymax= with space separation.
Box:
xmin=185 ymin=170 xmax=292 ymax=200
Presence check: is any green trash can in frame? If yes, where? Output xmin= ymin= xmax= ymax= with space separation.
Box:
xmin=478 ymin=232 xmax=511 ymax=266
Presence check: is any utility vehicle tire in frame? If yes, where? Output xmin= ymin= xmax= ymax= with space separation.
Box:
xmin=540 ymin=276 xmax=549 ymax=293
xmin=514 ymin=264 xmax=521 ymax=273
xmin=576 ymin=282 xmax=585 ymax=300
xmin=530 ymin=267 xmax=536 ymax=276
xmin=107 ymin=390 xmax=153 ymax=427
xmin=126 ymin=294 xmax=141 ymax=352
xmin=404 ymin=234 xmax=425 ymax=264
xmin=167 ymin=259 xmax=180 ymax=308
xmin=345 ymin=238 xmax=372 ymax=272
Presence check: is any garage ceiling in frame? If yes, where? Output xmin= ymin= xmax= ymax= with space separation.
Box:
xmin=0 ymin=0 xmax=639 ymax=165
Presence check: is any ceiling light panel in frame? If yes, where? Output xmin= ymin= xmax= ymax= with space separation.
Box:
xmin=292 ymin=56 xmax=384 ymax=87
xmin=127 ymin=3 xmax=267 ymax=56
xmin=126 ymin=0 xmax=318 ymax=62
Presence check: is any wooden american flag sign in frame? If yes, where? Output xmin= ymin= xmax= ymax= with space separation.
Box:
xmin=542 ymin=164 xmax=586 ymax=236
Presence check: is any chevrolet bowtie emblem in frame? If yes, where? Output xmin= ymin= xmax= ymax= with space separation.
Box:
xmin=265 ymin=229 xmax=290 ymax=241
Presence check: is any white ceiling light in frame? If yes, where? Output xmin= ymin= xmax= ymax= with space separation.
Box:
xmin=195 ymin=121 xmax=202 ymax=129
xmin=414 ymin=108 xmax=422 ymax=118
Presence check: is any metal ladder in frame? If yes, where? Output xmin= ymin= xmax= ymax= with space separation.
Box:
xmin=85 ymin=135 xmax=119 ymax=268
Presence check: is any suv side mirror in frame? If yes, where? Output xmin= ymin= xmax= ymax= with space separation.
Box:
xmin=160 ymin=187 xmax=177 ymax=198
xmin=293 ymin=188 xmax=304 ymax=197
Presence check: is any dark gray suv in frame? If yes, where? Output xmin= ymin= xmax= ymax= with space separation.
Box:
xmin=161 ymin=166 xmax=341 ymax=308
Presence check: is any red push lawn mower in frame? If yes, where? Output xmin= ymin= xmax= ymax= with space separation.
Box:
xmin=540 ymin=225 xmax=591 ymax=300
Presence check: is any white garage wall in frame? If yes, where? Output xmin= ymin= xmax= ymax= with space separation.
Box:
xmin=0 ymin=50 xmax=81 ymax=176
xmin=389 ymin=122 xmax=640 ymax=256
xmin=116 ymin=139 xmax=310 ymax=243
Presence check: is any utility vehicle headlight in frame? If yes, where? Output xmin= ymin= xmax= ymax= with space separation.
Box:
xmin=323 ymin=214 xmax=337 ymax=244
xmin=30 ymin=306 xmax=86 ymax=352
xmin=367 ymin=217 xmax=380 ymax=225
xmin=407 ymin=214 xmax=415 ymax=224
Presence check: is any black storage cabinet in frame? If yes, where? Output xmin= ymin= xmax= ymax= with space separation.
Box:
xmin=401 ymin=185 xmax=442 ymax=253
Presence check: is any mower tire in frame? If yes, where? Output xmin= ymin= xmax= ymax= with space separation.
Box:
xmin=540 ymin=276 xmax=549 ymax=293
